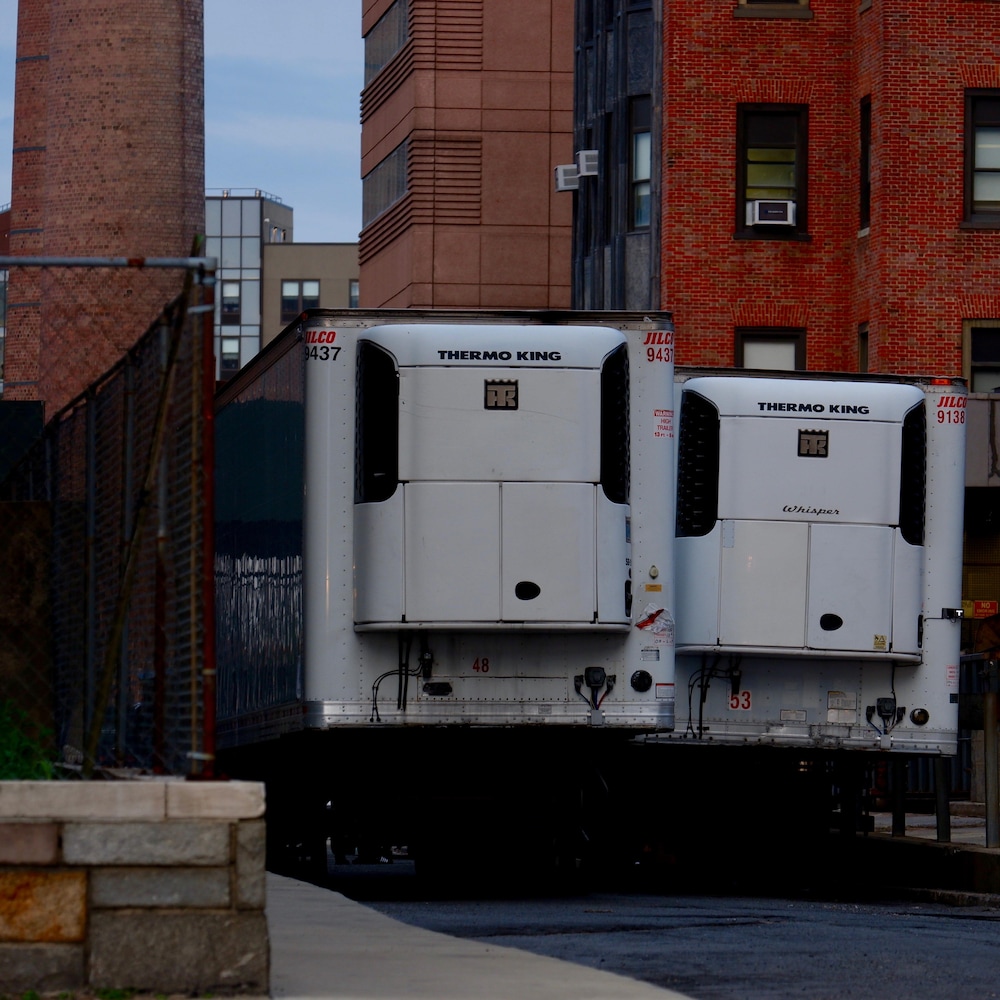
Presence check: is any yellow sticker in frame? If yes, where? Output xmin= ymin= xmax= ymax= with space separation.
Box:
xmin=645 ymin=583 xmax=663 ymax=592
xmin=873 ymin=634 xmax=887 ymax=651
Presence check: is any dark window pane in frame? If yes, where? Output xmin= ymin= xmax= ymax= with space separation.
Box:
xmin=280 ymin=280 xmax=299 ymax=320
xmin=746 ymin=113 xmax=797 ymax=146
xmin=973 ymin=97 xmax=1000 ymax=126
xmin=971 ymin=328 xmax=1000 ymax=362
xmin=220 ymin=337 xmax=241 ymax=374
xmin=631 ymin=95 xmax=651 ymax=130
xmin=363 ymin=140 xmax=409 ymax=226
xmin=860 ymin=97 xmax=871 ymax=229
xmin=221 ymin=282 xmax=240 ymax=326
xmin=967 ymin=92 xmax=1000 ymax=219
xmin=364 ymin=0 xmax=408 ymax=85
xmin=301 ymin=281 xmax=320 ymax=311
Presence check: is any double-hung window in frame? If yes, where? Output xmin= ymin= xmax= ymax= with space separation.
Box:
xmin=737 ymin=105 xmax=808 ymax=237
xmin=221 ymin=282 xmax=241 ymax=325
xmin=281 ymin=280 xmax=320 ymax=325
xmin=630 ymin=97 xmax=652 ymax=230
xmin=966 ymin=91 xmax=1000 ymax=226
xmin=736 ymin=329 xmax=805 ymax=370
xmin=967 ymin=323 xmax=1000 ymax=392
xmin=220 ymin=337 xmax=241 ymax=375
xmin=859 ymin=97 xmax=871 ymax=231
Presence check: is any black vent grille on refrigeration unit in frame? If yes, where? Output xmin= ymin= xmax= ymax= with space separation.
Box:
xmin=600 ymin=344 xmax=630 ymax=504
xmin=898 ymin=402 xmax=926 ymax=546
xmin=676 ymin=390 xmax=720 ymax=537
xmin=355 ymin=340 xmax=399 ymax=503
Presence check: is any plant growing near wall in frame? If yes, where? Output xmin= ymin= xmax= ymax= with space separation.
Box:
xmin=0 ymin=699 xmax=54 ymax=780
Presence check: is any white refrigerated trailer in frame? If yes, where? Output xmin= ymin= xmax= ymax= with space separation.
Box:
xmin=214 ymin=311 xmax=967 ymax=875
xmin=669 ymin=371 xmax=967 ymax=757
xmin=214 ymin=309 xmax=677 ymax=872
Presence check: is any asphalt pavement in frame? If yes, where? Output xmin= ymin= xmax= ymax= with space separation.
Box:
xmin=266 ymin=872 xmax=695 ymax=1000
xmin=264 ymin=807 xmax=994 ymax=1000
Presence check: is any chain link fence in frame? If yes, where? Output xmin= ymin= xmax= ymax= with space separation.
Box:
xmin=0 ymin=257 xmax=216 ymax=778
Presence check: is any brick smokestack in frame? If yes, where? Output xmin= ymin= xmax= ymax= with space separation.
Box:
xmin=5 ymin=0 xmax=205 ymax=417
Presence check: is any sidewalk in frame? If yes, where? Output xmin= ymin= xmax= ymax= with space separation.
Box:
xmin=266 ymin=873 xmax=693 ymax=1000
xmin=870 ymin=804 xmax=991 ymax=845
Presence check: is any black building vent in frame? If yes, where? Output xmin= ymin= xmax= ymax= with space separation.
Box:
xmin=676 ymin=390 xmax=720 ymax=537
xmin=898 ymin=402 xmax=926 ymax=546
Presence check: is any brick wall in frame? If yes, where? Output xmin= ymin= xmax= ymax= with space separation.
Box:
xmin=662 ymin=0 xmax=1000 ymax=377
xmin=0 ymin=780 xmax=268 ymax=994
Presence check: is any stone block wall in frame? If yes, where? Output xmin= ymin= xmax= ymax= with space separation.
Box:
xmin=0 ymin=780 xmax=268 ymax=994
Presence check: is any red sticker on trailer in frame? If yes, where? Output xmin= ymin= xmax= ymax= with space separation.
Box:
xmin=653 ymin=409 xmax=673 ymax=439
xmin=935 ymin=394 xmax=966 ymax=425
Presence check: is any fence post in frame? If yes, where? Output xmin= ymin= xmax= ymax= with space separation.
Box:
xmin=199 ymin=266 xmax=217 ymax=779
xmin=85 ymin=394 xmax=98 ymax=751
xmin=154 ymin=321 xmax=170 ymax=773
xmin=118 ymin=356 xmax=136 ymax=767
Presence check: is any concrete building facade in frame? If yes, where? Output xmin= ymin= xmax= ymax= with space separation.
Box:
xmin=206 ymin=190 xmax=293 ymax=378
xmin=261 ymin=242 xmax=360 ymax=348
xmin=5 ymin=0 xmax=204 ymax=417
xmin=204 ymin=191 xmax=360 ymax=376
xmin=359 ymin=0 xmax=574 ymax=308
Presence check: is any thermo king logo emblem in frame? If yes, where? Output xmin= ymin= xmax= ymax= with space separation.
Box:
xmin=798 ymin=429 xmax=829 ymax=457
xmin=485 ymin=380 xmax=518 ymax=410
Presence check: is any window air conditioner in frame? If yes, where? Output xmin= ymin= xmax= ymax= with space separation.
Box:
xmin=747 ymin=199 xmax=796 ymax=226
xmin=555 ymin=164 xmax=580 ymax=192
xmin=576 ymin=149 xmax=599 ymax=176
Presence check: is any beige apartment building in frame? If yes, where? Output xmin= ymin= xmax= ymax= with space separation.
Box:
xmin=262 ymin=243 xmax=360 ymax=349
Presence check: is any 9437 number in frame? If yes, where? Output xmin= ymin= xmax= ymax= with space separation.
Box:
xmin=306 ymin=344 xmax=341 ymax=361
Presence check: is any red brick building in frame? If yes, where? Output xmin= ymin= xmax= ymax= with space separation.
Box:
xmin=563 ymin=0 xmax=1000 ymax=383
xmin=656 ymin=0 xmax=1000 ymax=380
xmin=5 ymin=0 xmax=204 ymax=417
xmin=358 ymin=0 xmax=1000 ymax=621
xmin=359 ymin=0 xmax=574 ymax=308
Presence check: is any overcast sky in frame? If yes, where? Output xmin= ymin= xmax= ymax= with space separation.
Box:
xmin=0 ymin=0 xmax=364 ymax=243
